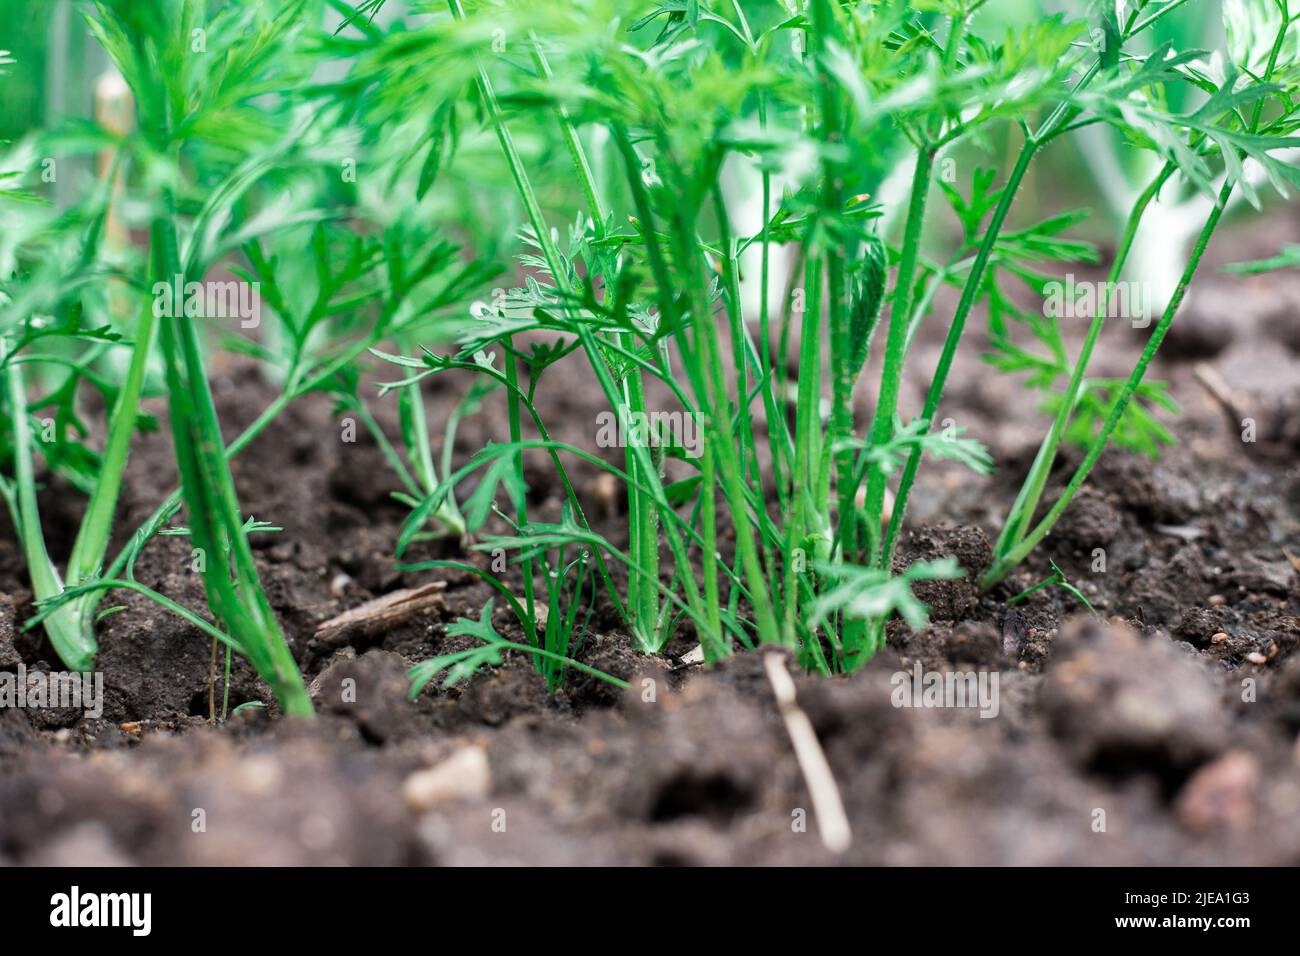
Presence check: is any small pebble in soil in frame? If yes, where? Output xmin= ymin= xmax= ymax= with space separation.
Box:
xmin=235 ymin=755 xmax=284 ymax=797
xmin=591 ymin=472 xmax=621 ymax=519
xmin=402 ymin=745 xmax=491 ymax=811
xmin=1175 ymin=750 xmax=1260 ymax=832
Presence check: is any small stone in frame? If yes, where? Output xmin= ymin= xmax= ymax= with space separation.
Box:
xmin=1211 ymin=632 xmax=1229 ymax=644
xmin=235 ymin=755 xmax=284 ymax=797
xmin=402 ymin=745 xmax=491 ymax=812
xmin=1175 ymin=751 xmax=1260 ymax=831
xmin=26 ymin=822 xmax=132 ymax=867
xmin=1209 ymin=594 xmax=1226 ymax=607
xmin=592 ymin=472 xmax=621 ymax=519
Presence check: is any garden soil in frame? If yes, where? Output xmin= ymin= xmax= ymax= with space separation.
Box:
xmin=2 ymin=215 xmax=1299 ymax=865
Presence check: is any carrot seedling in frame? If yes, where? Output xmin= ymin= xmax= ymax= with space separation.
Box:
xmin=1008 ymin=558 xmax=1098 ymax=618
xmin=19 ymin=0 xmax=1293 ymax=710
xmin=1 ymin=153 xmax=157 ymax=672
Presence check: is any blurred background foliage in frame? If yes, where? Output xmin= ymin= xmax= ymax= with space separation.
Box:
xmin=0 ymin=0 xmax=107 ymax=140
xmin=0 ymin=0 xmax=1226 ymax=218
xmin=0 ymin=0 xmax=1265 ymax=419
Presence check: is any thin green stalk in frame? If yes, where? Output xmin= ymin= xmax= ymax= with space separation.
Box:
xmin=993 ymin=162 xmax=1175 ymax=556
xmin=222 ymin=643 xmax=232 ymax=721
xmin=450 ymin=2 xmax=712 ymax=651
xmin=863 ymin=148 xmax=935 ymax=568
xmin=698 ymin=439 xmax=724 ymax=657
xmin=402 ymin=378 xmax=438 ymax=492
xmin=880 ymin=138 xmax=1038 ymax=577
xmin=30 ymin=577 xmax=240 ymax=652
xmin=756 ymin=94 xmax=786 ymax=507
xmin=677 ymin=224 xmax=780 ymax=647
xmin=809 ymin=0 xmax=868 ymax=656
xmin=500 ymin=333 xmax=536 ymax=639
xmin=2 ymin=343 xmax=89 ymax=670
xmin=942 ymin=10 xmax=969 ymax=73
xmin=2 ymin=148 xmax=153 ymax=667
xmin=713 ymin=189 xmax=780 ymax=605
xmin=688 ymin=306 xmax=781 ymax=647
xmin=530 ymin=35 xmax=662 ymax=649
xmin=717 ymin=229 xmax=757 ymax=502
xmin=151 ymin=196 xmax=313 ymax=716
xmin=101 ymin=232 xmax=484 ymax=600
xmin=387 ymin=359 xmax=629 ymax=643
xmin=356 ymin=399 xmax=422 ymax=499
xmin=65 ymin=300 xmax=159 ymax=638
xmin=499 ymin=639 xmax=630 ymax=689
xmin=985 ymin=0 xmax=1286 ymax=587
xmin=623 ymin=366 xmax=660 ymax=649
xmin=878 ymin=47 xmax=1111 ymax=576
xmin=1129 ymin=0 xmax=1195 ymax=35
xmin=782 ymin=252 xmax=824 ymax=648
xmin=903 ymin=266 xmax=947 ymax=355
xmin=607 ymin=125 xmax=722 ymax=651
xmin=773 ymin=246 xmax=805 ymax=452
xmin=636 ymin=141 xmax=778 ymax=649
xmin=984 ymin=1 xmax=1285 ymax=585
xmin=462 ymin=509 xmax=729 ymax=642
xmin=982 ymin=179 xmax=1234 ymax=588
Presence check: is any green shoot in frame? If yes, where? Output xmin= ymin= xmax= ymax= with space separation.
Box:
xmin=1223 ymin=244 xmax=1300 ymax=274
xmin=1008 ymin=558 xmax=1098 ymax=617
xmin=83 ymin=0 xmax=320 ymax=714
xmin=408 ymin=599 xmax=628 ymax=696
xmin=8 ymin=0 xmax=1295 ymax=715
xmin=328 ymin=0 xmax=1300 ymax=685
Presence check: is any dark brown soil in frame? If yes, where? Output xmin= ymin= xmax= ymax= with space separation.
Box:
xmin=2 ymin=214 xmax=1300 ymax=866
